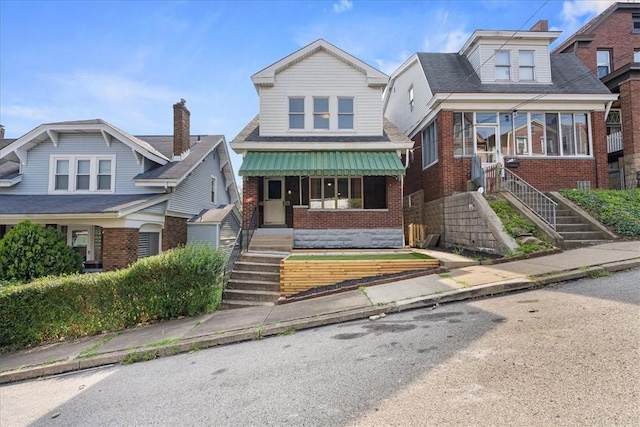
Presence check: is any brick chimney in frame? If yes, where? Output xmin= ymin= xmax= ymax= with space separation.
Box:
xmin=530 ymin=20 xmax=548 ymax=32
xmin=173 ymin=99 xmax=191 ymax=161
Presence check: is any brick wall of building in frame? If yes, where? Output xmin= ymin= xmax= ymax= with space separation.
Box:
xmin=620 ymin=79 xmax=640 ymax=189
xmin=162 ymin=216 xmax=187 ymax=251
xmin=242 ymin=176 xmax=259 ymax=229
xmin=293 ymin=176 xmax=402 ymax=229
xmin=102 ymin=228 xmax=138 ymax=271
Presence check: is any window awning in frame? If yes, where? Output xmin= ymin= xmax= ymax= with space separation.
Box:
xmin=239 ymin=151 xmax=405 ymax=177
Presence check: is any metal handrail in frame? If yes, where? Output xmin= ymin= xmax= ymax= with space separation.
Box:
xmin=224 ymin=228 xmax=243 ymax=278
xmin=242 ymin=206 xmax=258 ymax=252
xmin=501 ymin=168 xmax=557 ymax=229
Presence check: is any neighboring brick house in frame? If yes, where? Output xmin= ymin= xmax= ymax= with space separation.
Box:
xmin=231 ymin=39 xmax=413 ymax=248
xmin=0 ymin=100 xmax=240 ymax=270
xmin=553 ymin=2 xmax=640 ymax=189
xmin=383 ymin=21 xmax=617 ymax=240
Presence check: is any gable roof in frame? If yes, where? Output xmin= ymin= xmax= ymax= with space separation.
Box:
xmin=251 ymin=39 xmax=388 ymax=90
xmin=554 ymin=2 xmax=640 ymax=53
xmin=0 ymin=119 xmax=169 ymax=166
xmin=416 ymin=52 xmax=612 ymax=95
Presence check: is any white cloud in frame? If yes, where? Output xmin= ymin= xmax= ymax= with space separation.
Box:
xmin=333 ymin=0 xmax=353 ymax=14
xmin=421 ymin=11 xmax=470 ymax=53
xmin=559 ymin=0 xmax=616 ymax=35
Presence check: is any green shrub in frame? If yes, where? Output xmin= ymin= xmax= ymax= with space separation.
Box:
xmin=489 ymin=198 xmax=554 ymax=255
xmin=0 ymin=220 xmax=83 ymax=282
xmin=560 ymin=189 xmax=640 ymax=237
xmin=0 ymin=244 xmax=226 ymax=351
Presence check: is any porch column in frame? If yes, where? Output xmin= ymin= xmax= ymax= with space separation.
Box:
xmin=102 ymin=228 xmax=138 ymax=271
xmin=243 ymin=176 xmax=259 ymax=229
xmin=620 ymin=79 xmax=640 ymax=189
xmin=162 ymin=215 xmax=187 ymax=251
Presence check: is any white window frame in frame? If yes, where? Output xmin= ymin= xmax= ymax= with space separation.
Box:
xmin=288 ymin=97 xmax=305 ymax=130
xmin=313 ymin=97 xmax=330 ymax=130
xmin=634 ymin=50 xmax=640 ymax=62
xmin=518 ymin=50 xmax=535 ymax=81
xmin=495 ymin=50 xmax=511 ymax=81
xmin=597 ymin=50 xmax=611 ymax=78
xmin=422 ymin=121 xmax=438 ymax=170
xmin=337 ymin=97 xmax=354 ymax=130
xmin=49 ymin=155 xmax=116 ymax=193
xmin=211 ymin=175 xmax=217 ymax=204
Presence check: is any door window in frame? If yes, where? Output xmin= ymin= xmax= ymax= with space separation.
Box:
xmin=268 ymin=179 xmax=282 ymax=200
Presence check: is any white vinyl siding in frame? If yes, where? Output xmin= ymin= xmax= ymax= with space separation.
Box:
xmin=1 ymin=133 xmax=161 ymax=195
xmin=383 ymin=59 xmax=432 ymax=136
xmin=168 ymin=151 xmax=230 ymax=215
xmin=475 ymin=43 xmax=552 ymax=83
xmin=259 ymin=49 xmax=383 ymax=136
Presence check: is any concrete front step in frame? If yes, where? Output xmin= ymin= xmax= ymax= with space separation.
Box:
xmin=563 ymin=239 xmax=612 ymax=249
xmin=555 ymin=216 xmax=587 ymax=225
xmin=230 ymin=270 xmax=280 ymax=282
xmin=558 ymin=231 xmax=609 ymax=241
xmin=555 ymin=223 xmax=597 ymax=232
xmin=219 ymin=300 xmax=276 ymax=310
xmin=249 ymin=245 xmax=293 ymax=252
xmin=223 ymin=288 xmax=281 ymax=302
xmin=226 ymin=278 xmax=280 ymax=292
xmin=232 ymin=261 xmax=280 ymax=274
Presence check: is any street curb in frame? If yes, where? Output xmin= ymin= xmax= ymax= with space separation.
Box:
xmin=1 ymin=259 xmax=638 ymax=385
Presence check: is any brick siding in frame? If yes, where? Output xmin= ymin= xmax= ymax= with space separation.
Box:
xmin=242 ymin=176 xmax=259 ymax=229
xmin=162 ymin=216 xmax=187 ymax=251
xmin=102 ymin=228 xmax=138 ymax=271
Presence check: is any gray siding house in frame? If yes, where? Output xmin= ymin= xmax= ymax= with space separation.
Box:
xmin=0 ymin=100 xmax=240 ymax=270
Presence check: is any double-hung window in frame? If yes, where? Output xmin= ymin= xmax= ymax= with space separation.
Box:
xmin=633 ymin=13 xmax=640 ymax=34
xmin=519 ymin=51 xmax=535 ymax=81
xmin=211 ymin=175 xmax=217 ymax=204
xmin=422 ymin=121 xmax=438 ymax=169
xmin=289 ymin=97 xmax=305 ymax=129
xmin=50 ymin=155 xmax=115 ymax=193
xmin=313 ymin=97 xmax=330 ymax=129
xmin=495 ymin=50 xmax=511 ymax=80
xmin=338 ymin=98 xmax=354 ymax=129
xmin=634 ymin=49 xmax=640 ymax=62
xmin=597 ymin=50 xmax=611 ymax=78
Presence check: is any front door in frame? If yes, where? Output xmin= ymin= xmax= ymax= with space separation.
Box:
xmin=476 ymin=126 xmax=498 ymax=165
xmin=263 ymin=177 xmax=285 ymax=225
xmin=68 ymin=225 xmax=94 ymax=262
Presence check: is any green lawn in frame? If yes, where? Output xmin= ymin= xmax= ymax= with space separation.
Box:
xmin=287 ymin=252 xmax=434 ymax=261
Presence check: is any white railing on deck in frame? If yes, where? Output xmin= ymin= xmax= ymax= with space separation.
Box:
xmin=607 ymin=131 xmax=623 ymax=153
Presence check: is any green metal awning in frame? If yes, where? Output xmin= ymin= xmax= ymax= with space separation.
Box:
xmin=239 ymin=151 xmax=405 ymax=177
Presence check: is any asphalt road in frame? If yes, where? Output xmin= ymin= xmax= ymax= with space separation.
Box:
xmin=1 ymin=269 xmax=639 ymax=427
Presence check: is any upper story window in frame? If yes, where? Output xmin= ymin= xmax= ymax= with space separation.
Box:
xmin=495 ymin=50 xmax=511 ymax=80
xmin=338 ymin=98 xmax=354 ymax=129
xmin=211 ymin=175 xmax=217 ymax=204
xmin=409 ymin=87 xmax=415 ymax=112
xmin=597 ymin=50 xmax=611 ymax=78
xmin=519 ymin=51 xmax=535 ymax=81
xmin=634 ymin=49 xmax=640 ymax=62
xmin=50 ymin=155 xmax=115 ymax=193
xmin=289 ymin=97 xmax=305 ymax=129
xmin=633 ymin=14 xmax=640 ymax=34
xmin=313 ymin=97 xmax=330 ymax=129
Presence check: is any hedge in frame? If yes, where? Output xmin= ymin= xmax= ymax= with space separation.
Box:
xmin=0 ymin=244 xmax=226 ymax=351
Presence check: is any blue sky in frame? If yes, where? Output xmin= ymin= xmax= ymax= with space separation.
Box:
xmin=0 ymin=0 xmax=620 ymax=174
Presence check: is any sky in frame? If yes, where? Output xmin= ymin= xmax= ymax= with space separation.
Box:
xmin=0 ymin=0 xmax=626 ymax=178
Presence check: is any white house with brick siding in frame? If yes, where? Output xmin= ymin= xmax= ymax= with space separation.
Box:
xmin=231 ymin=39 xmax=414 ymax=249
xmin=0 ymin=100 xmax=240 ymax=270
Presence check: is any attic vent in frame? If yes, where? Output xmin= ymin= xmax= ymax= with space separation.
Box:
xmin=577 ymin=181 xmax=591 ymax=190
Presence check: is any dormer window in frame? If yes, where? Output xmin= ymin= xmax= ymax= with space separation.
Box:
xmin=50 ymin=155 xmax=115 ymax=193
xmin=597 ymin=50 xmax=611 ymax=78
xmin=338 ymin=97 xmax=354 ymax=129
xmin=495 ymin=50 xmax=511 ymax=80
xmin=313 ymin=97 xmax=330 ymax=129
xmin=55 ymin=159 xmax=70 ymax=190
xmin=289 ymin=97 xmax=305 ymax=129
xmin=519 ymin=51 xmax=535 ymax=81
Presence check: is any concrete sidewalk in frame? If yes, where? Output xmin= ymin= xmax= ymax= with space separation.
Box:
xmin=1 ymin=240 xmax=639 ymax=384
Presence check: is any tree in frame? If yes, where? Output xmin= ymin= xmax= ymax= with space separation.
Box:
xmin=0 ymin=221 xmax=83 ymax=283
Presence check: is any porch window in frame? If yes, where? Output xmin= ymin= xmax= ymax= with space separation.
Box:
xmin=289 ymin=97 xmax=305 ymax=129
xmin=495 ymin=50 xmax=511 ymax=80
xmin=422 ymin=121 xmax=438 ymax=169
xmin=313 ymin=97 xmax=330 ymax=129
xmin=338 ymin=98 xmax=354 ymax=129
xmin=309 ymin=177 xmax=364 ymax=209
